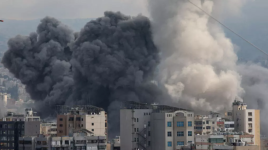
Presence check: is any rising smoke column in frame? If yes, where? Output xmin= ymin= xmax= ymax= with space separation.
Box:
xmin=2 ymin=12 xmax=160 ymax=138
xmin=148 ymin=0 xmax=244 ymax=112
xmin=70 ymin=11 xmax=160 ymax=137
xmin=2 ymin=16 xmax=74 ymax=106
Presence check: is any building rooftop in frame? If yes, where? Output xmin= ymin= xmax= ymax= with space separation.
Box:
xmin=125 ymin=101 xmax=190 ymax=112
xmin=56 ymin=105 xmax=104 ymax=115
xmin=233 ymin=100 xmax=247 ymax=106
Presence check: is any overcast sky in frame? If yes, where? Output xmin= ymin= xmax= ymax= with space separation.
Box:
xmin=0 ymin=0 xmax=148 ymax=20
xmin=1 ymin=0 xmax=268 ymax=59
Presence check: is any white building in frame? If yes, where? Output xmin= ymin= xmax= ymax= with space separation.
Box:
xmin=120 ymin=101 xmax=194 ymax=150
xmin=24 ymin=108 xmax=41 ymax=136
xmin=232 ymin=100 xmax=260 ymax=147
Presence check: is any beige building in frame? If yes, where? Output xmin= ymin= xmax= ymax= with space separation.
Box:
xmin=41 ymin=122 xmax=57 ymax=137
xmin=57 ymin=106 xmax=107 ymax=137
xmin=232 ymin=100 xmax=260 ymax=149
xmin=194 ymin=115 xmax=218 ymax=135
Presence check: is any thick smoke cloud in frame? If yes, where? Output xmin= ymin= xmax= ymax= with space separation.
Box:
xmin=148 ymin=0 xmax=243 ymax=112
xmin=2 ymin=12 xmax=160 ymax=138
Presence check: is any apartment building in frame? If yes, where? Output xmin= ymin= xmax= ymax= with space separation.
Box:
xmin=232 ymin=100 xmax=260 ymax=148
xmin=0 ymin=109 xmax=40 ymax=150
xmin=19 ymin=131 xmax=106 ymax=150
xmin=120 ymin=101 xmax=194 ymax=150
xmin=56 ymin=105 xmax=107 ymax=137
xmin=194 ymin=115 xmax=218 ymax=135
xmin=24 ymin=108 xmax=41 ymax=136
xmin=40 ymin=122 xmax=57 ymax=137
xmin=195 ymin=131 xmax=258 ymax=150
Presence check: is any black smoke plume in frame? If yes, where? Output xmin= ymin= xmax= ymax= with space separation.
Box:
xmin=2 ymin=12 xmax=161 ymax=138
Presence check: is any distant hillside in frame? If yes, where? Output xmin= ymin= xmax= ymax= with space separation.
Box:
xmin=0 ymin=18 xmax=92 ymax=52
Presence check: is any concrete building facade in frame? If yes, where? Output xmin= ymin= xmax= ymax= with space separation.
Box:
xmin=0 ymin=108 xmax=40 ymax=150
xmin=120 ymin=101 xmax=194 ymax=150
xmin=57 ymin=105 xmax=107 ymax=137
xmin=40 ymin=122 xmax=57 ymax=137
xmin=232 ymin=100 xmax=260 ymax=148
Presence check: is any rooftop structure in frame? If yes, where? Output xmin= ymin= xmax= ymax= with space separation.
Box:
xmin=125 ymin=101 xmax=190 ymax=113
xmin=55 ymin=105 xmax=104 ymax=115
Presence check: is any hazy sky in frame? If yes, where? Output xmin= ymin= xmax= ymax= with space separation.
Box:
xmin=0 ymin=0 xmax=267 ymax=21
xmin=0 ymin=0 xmax=148 ymax=20
xmin=1 ymin=0 xmax=268 ymax=58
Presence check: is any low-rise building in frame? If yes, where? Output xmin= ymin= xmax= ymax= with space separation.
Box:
xmin=195 ymin=131 xmax=258 ymax=150
xmin=19 ymin=129 xmax=107 ymax=150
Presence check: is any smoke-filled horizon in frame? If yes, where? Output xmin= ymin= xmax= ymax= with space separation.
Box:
xmin=3 ymin=0 xmax=268 ymax=137
xmin=2 ymin=11 xmax=164 ymax=138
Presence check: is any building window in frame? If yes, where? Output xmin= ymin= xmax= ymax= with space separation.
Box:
xmin=248 ymin=112 xmax=252 ymax=116
xmin=134 ymin=138 xmax=136 ymax=142
xmin=203 ymin=122 xmax=205 ymax=124
xmin=188 ymin=121 xmax=192 ymax=127
xmin=177 ymin=141 xmax=184 ymax=145
xmin=188 ymin=131 xmax=192 ymax=136
xmin=212 ymin=122 xmax=215 ymax=124
xmin=137 ymin=118 xmax=139 ymax=122
xmin=167 ymin=131 xmax=172 ymax=137
xmin=148 ymin=141 xmax=151 ymax=146
xmin=59 ymin=124 xmax=63 ymax=127
xmin=167 ymin=122 xmax=172 ymax=127
xmin=59 ymin=118 xmax=63 ymax=121
xmin=168 ymin=141 xmax=172 ymax=147
xmin=148 ymin=131 xmax=150 ymax=136
xmin=188 ymin=141 xmax=192 ymax=144
xmin=148 ymin=121 xmax=150 ymax=127
xmin=177 ymin=122 xmax=184 ymax=127
xmin=92 ymin=129 xmax=94 ymax=132
xmin=248 ymin=118 xmax=252 ymax=122
xmin=92 ymin=123 xmax=94 ymax=126
xmin=249 ymin=123 xmax=252 ymax=128
xmin=137 ymin=128 xmax=139 ymax=132
xmin=177 ymin=131 xmax=184 ymax=137
xmin=248 ymin=129 xmax=252 ymax=133
xmin=206 ymin=126 xmax=211 ymax=129
xmin=206 ymin=121 xmax=209 ymax=124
